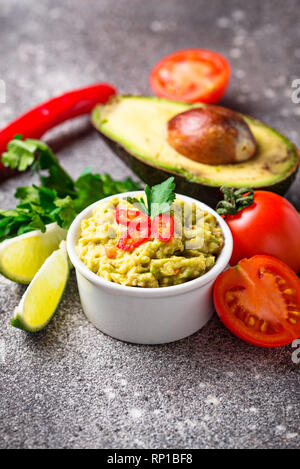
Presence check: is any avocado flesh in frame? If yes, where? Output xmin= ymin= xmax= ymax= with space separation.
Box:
xmin=92 ymin=96 xmax=299 ymax=189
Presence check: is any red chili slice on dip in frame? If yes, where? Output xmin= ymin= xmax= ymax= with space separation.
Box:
xmin=117 ymin=231 xmax=149 ymax=251
xmin=151 ymin=214 xmax=175 ymax=242
xmin=115 ymin=206 xmax=142 ymax=226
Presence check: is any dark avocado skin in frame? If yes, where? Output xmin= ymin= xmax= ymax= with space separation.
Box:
xmin=100 ymin=133 xmax=299 ymax=208
xmin=92 ymin=97 xmax=300 ymax=208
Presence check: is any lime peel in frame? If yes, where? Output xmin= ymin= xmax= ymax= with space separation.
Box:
xmin=0 ymin=223 xmax=67 ymax=284
xmin=11 ymin=241 xmax=70 ymax=332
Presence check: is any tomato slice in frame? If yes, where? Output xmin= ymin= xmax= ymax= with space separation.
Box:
xmin=116 ymin=206 xmax=152 ymax=251
xmin=213 ymin=255 xmax=300 ymax=348
xmin=150 ymin=49 xmax=231 ymax=103
xmin=117 ymin=230 xmax=148 ymax=251
xmin=151 ymin=213 xmax=175 ymax=242
xmin=128 ymin=213 xmax=151 ymax=239
xmin=115 ymin=206 xmax=142 ymax=226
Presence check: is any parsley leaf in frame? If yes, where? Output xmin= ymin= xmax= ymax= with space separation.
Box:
xmin=74 ymin=170 xmax=140 ymax=213
xmin=2 ymin=137 xmax=75 ymax=197
xmin=126 ymin=177 xmax=175 ymax=218
xmin=0 ymin=137 xmax=141 ymax=240
xmin=14 ymin=186 xmax=40 ymax=204
xmin=149 ymin=177 xmax=176 ymax=218
xmin=51 ymin=196 xmax=77 ymax=230
xmin=73 ymin=170 xmax=104 ymax=212
xmin=0 ymin=206 xmax=47 ymax=241
xmin=126 ymin=196 xmax=149 ymax=215
xmin=99 ymin=173 xmax=140 ymax=197
xmin=2 ymin=139 xmax=37 ymax=171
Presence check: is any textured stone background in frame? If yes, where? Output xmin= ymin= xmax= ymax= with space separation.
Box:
xmin=0 ymin=0 xmax=299 ymax=449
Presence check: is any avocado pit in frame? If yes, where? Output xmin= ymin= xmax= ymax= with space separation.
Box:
xmin=167 ymin=105 xmax=257 ymax=165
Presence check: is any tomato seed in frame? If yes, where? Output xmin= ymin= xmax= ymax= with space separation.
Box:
xmin=225 ymin=292 xmax=235 ymax=301
xmin=247 ymin=316 xmax=256 ymax=327
xmin=260 ymin=321 xmax=268 ymax=333
xmin=277 ymin=278 xmax=286 ymax=286
xmin=288 ymin=318 xmax=297 ymax=325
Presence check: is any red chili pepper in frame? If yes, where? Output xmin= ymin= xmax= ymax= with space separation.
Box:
xmin=151 ymin=213 xmax=175 ymax=242
xmin=0 ymin=82 xmax=116 ymax=179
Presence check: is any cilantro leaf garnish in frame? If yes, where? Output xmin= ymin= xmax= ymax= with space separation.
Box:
xmin=126 ymin=177 xmax=176 ymax=218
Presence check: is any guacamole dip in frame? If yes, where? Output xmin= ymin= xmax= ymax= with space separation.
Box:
xmin=76 ymin=197 xmax=224 ymax=288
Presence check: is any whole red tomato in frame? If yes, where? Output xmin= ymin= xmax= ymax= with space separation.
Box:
xmin=223 ymin=191 xmax=300 ymax=273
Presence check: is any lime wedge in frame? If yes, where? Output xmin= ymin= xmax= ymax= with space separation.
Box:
xmin=0 ymin=223 xmax=67 ymax=284
xmin=11 ymin=241 xmax=70 ymax=332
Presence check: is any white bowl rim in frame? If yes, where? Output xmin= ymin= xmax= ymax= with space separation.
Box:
xmin=67 ymin=191 xmax=233 ymax=298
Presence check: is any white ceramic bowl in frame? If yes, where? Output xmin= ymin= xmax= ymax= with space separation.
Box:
xmin=67 ymin=192 xmax=233 ymax=344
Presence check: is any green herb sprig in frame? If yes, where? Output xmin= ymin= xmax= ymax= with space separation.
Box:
xmin=0 ymin=137 xmax=140 ymax=241
xmin=126 ymin=177 xmax=176 ymax=218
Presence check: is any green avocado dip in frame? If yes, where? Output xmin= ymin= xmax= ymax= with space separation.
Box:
xmin=76 ymin=197 xmax=224 ymax=288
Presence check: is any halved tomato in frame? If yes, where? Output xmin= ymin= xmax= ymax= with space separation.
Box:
xmin=149 ymin=49 xmax=231 ymax=103
xmin=213 ymin=255 xmax=300 ymax=348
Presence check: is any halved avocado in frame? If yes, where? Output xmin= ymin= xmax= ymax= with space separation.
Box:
xmin=92 ymin=96 xmax=299 ymax=207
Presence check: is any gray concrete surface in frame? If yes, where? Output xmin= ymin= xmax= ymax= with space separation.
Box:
xmin=0 ymin=0 xmax=299 ymax=449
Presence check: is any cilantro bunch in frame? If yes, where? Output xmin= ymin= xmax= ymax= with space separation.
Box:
xmin=0 ymin=137 xmax=140 ymax=241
